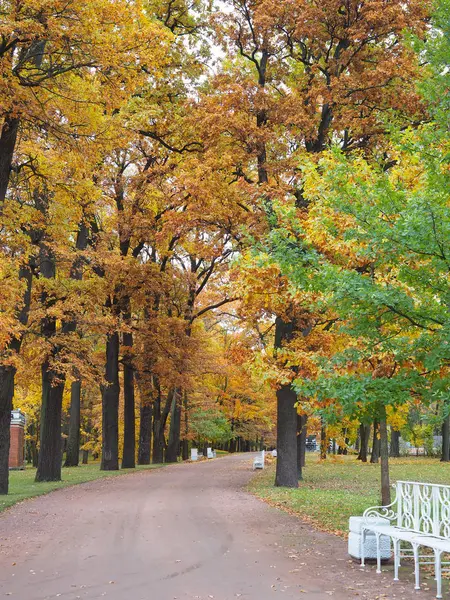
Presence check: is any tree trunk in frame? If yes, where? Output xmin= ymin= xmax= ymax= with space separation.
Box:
xmin=35 ymin=362 xmax=65 ymax=482
xmin=390 ymin=429 xmax=401 ymax=458
xmin=297 ymin=414 xmax=307 ymax=480
xmin=82 ymin=449 xmax=88 ymax=464
xmin=320 ymin=420 xmax=327 ymax=460
xmin=441 ymin=414 xmax=449 ymax=462
xmin=379 ymin=408 xmax=391 ymax=506
xmin=0 ymin=263 xmax=33 ymax=493
xmin=152 ymin=393 xmax=164 ymax=464
xmin=0 ymin=366 xmax=15 ymax=494
xmin=64 ymin=380 xmax=81 ymax=467
xmin=62 ymin=222 xmax=89 ymax=470
xmin=358 ymin=424 xmax=370 ymax=462
xmin=0 ymin=115 xmax=19 ymax=202
xmin=101 ymin=331 xmax=120 ymax=470
xmin=121 ymin=331 xmax=135 ymax=469
xmin=166 ymin=390 xmax=181 ymax=463
xmin=274 ymin=316 xmax=298 ymax=488
xmin=138 ymin=403 xmax=152 ymax=465
xmin=36 ymin=238 xmax=66 ymax=482
xmin=355 ymin=430 xmax=360 ymax=452
xmin=275 ymin=382 xmax=298 ymax=487
xmin=343 ymin=436 xmax=349 ymax=455
xmin=370 ymin=420 xmax=380 ymax=463
xmin=181 ymin=393 xmax=189 ymax=460
xmin=152 ymin=388 xmax=172 ymax=464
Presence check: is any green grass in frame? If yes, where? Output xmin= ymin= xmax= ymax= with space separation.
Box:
xmin=248 ymin=454 xmax=450 ymax=537
xmin=1 ymin=463 xmax=164 ymax=513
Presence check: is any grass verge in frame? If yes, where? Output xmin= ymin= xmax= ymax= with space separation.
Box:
xmin=1 ymin=463 xmax=164 ymax=513
xmin=248 ymin=454 xmax=450 ymax=537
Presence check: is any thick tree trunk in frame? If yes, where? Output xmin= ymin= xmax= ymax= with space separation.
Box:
xmin=62 ymin=221 xmax=89 ymax=470
xmin=152 ymin=388 xmax=172 ymax=464
xmin=64 ymin=381 xmax=81 ymax=467
xmin=152 ymin=394 xmax=164 ymax=464
xmin=0 ymin=115 xmax=19 ymax=202
xmin=0 ymin=262 xmax=33 ymax=493
xmin=390 ymin=428 xmax=401 ymax=458
xmin=35 ymin=363 xmax=65 ymax=481
xmin=274 ymin=316 xmax=298 ymax=488
xmin=370 ymin=420 xmax=380 ymax=463
xmin=121 ymin=331 xmax=135 ymax=469
xmin=275 ymin=382 xmax=298 ymax=488
xmin=36 ymin=238 xmax=66 ymax=482
xmin=358 ymin=424 xmax=370 ymax=462
xmin=59 ymin=221 xmax=89 ymax=467
xmin=0 ymin=366 xmax=15 ymax=494
xmin=441 ymin=414 xmax=450 ymax=462
xmin=101 ymin=331 xmax=120 ymax=471
xmin=166 ymin=390 xmax=181 ymax=463
xmin=138 ymin=403 xmax=152 ymax=465
xmin=379 ymin=408 xmax=391 ymax=506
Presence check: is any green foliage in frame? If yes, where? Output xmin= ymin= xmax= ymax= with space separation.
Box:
xmin=190 ymin=407 xmax=233 ymax=443
xmin=274 ymin=0 xmax=450 ymax=428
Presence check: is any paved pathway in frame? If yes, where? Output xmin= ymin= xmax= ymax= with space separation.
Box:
xmin=0 ymin=454 xmax=439 ymax=599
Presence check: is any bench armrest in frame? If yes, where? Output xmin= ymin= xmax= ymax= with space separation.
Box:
xmin=363 ymin=498 xmax=398 ymax=523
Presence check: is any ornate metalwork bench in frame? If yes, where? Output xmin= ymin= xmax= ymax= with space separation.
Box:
xmin=361 ymin=480 xmax=450 ymax=599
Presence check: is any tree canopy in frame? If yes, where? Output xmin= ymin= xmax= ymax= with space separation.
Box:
xmin=0 ymin=0 xmax=447 ymax=500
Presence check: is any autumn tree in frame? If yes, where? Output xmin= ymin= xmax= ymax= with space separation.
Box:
xmin=0 ymin=0 xmax=169 ymax=487
xmin=207 ymin=0 xmax=429 ymax=487
xmin=283 ymin=0 xmax=450 ymax=501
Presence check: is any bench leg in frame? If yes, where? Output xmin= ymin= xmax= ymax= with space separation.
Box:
xmin=360 ymin=528 xmax=366 ymax=567
xmin=393 ymin=538 xmax=400 ymax=581
xmin=435 ymin=549 xmax=442 ymax=599
xmin=375 ymin=533 xmax=381 ymax=574
xmin=412 ymin=543 xmax=420 ymax=591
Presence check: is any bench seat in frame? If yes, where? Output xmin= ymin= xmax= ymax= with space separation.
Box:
xmin=359 ymin=480 xmax=450 ymax=599
xmin=412 ymin=536 xmax=450 ymax=599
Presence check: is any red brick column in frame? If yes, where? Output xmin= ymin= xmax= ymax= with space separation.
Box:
xmin=8 ymin=410 xmax=25 ymax=469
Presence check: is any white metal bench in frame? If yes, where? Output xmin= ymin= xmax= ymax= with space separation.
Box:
xmin=253 ymin=450 xmax=265 ymax=470
xmin=361 ymin=480 xmax=450 ymax=598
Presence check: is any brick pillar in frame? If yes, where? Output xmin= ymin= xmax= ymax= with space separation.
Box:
xmin=9 ymin=410 xmax=25 ymax=469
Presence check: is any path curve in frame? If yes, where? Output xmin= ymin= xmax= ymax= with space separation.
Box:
xmin=0 ymin=454 xmax=436 ymax=599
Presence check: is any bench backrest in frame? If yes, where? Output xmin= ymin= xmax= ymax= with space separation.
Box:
xmin=396 ymin=481 xmax=450 ymax=538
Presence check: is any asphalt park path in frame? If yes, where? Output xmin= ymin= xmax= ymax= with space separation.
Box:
xmin=0 ymin=454 xmax=438 ymax=600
